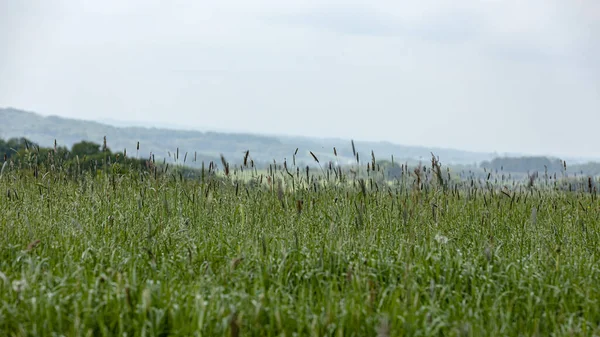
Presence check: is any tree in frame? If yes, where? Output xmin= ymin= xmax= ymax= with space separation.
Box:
xmin=71 ymin=141 xmax=102 ymax=157
xmin=480 ymin=156 xmax=563 ymax=174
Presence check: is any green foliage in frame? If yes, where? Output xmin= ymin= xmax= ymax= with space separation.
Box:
xmin=481 ymin=156 xmax=564 ymax=173
xmin=71 ymin=140 xmax=102 ymax=157
xmin=480 ymin=156 xmax=600 ymax=179
xmin=0 ymin=137 xmax=35 ymax=160
xmin=1 ymin=145 xmax=600 ymax=336
xmin=1 ymin=137 xmax=153 ymax=177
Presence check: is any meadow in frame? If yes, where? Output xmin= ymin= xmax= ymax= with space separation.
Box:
xmin=1 ymin=150 xmax=599 ymax=336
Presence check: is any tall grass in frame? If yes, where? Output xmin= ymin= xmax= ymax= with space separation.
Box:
xmin=0 ymin=146 xmax=599 ymax=336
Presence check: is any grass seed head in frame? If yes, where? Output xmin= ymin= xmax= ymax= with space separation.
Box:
xmin=231 ymin=257 xmax=244 ymax=270
xmin=296 ymin=199 xmax=303 ymax=214
xmin=26 ymin=239 xmax=41 ymax=252
xmin=376 ymin=315 xmax=390 ymax=337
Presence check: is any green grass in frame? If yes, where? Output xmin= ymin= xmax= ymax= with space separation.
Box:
xmin=1 ymin=161 xmax=600 ymax=336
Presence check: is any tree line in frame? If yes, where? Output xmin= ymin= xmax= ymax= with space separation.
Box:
xmin=1 ymin=137 xmax=149 ymax=175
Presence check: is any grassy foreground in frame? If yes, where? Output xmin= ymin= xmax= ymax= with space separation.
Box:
xmin=1 ymin=160 xmax=600 ymax=336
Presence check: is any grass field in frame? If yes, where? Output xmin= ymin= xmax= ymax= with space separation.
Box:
xmin=1 ymin=155 xmax=599 ymax=336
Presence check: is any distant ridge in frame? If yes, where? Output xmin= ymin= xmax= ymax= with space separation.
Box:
xmin=1 ymin=107 xmax=494 ymax=167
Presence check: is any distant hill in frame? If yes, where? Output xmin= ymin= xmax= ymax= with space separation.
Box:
xmin=1 ymin=107 xmax=494 ymax=167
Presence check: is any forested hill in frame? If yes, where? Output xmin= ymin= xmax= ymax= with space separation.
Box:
xmin=1 ymin=107 xmax=493 ymax=167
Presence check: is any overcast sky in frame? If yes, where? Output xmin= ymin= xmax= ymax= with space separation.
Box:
xmin=1 ymin=0 xmax=599 ymax=158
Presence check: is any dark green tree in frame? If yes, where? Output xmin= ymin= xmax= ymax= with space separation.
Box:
xmin=71 ymin=141 xmax=102 ymax=157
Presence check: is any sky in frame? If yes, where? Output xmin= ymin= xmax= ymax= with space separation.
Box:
xmin=1 ymin=0 xmax=599 ymax=158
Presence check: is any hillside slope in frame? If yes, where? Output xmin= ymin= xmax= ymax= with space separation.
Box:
xmin=1 ymin=107 xmax=493 ymax=167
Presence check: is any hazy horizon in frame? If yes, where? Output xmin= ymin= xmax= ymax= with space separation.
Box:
xmin=1 ymin=1 xmax=599 ymax=158
xmin=4 ymin=106 xmax=597 ymax=163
